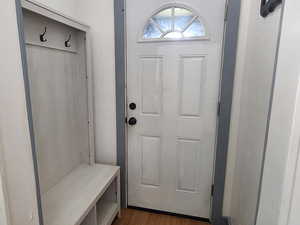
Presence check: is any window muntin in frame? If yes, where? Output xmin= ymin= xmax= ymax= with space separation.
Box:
xmin=142 ymin=6 xmax=206 ymax=41
xmin=183 ymin=19 xmax=206 ymax=38
xmin=152 ymin=8 xmax=173 ymax=32
xmin=174 ymin=8 xmax=194 ymax=31
xmin=144 ymin=22 xmax=162 ymax=39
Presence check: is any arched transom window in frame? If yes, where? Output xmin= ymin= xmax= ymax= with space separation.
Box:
xmin=143 ymin=6 xmax=207 ymax=41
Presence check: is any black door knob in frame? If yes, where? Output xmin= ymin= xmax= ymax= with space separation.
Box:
xmin=129 ymin=103 xmax=136 ymax=110
xmin=128 ymin=117 xmax=137 ymax=126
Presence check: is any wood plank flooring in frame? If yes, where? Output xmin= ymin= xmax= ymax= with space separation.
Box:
xmin=113 ymin=208 xmax=210 ymax=225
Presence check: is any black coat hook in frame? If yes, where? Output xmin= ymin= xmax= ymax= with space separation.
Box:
xmin=40 ymin=27 xmax=47 ymax=42
xmin=261 ymin=0 xmax=282 ymax=17
xmin=65 ymin=34 xmax=72 ymax=48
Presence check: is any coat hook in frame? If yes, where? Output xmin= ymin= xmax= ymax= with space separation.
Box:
xmin=40 ymin=27 xmax=47 ymax=42
xmin=260 ymin=0 xmax=282 ymax=17
xmin=65 ymin=34 xmax=72 ymax=48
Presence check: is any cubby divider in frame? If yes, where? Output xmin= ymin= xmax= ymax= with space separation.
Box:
xmin=96 ymin=178 xmax=120 ymax=225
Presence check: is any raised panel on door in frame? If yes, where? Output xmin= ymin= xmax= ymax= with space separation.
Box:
xmin=179 ymin=55 xmax=206 ymax=117
xmin=176 ymin=139 xmax=200 ymax=192
xmin=141 ymin=136 xmax=161 ymax=187
xmin=140 ymin=56 xmax=163 ymax=115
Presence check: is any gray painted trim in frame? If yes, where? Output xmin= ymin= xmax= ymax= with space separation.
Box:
xmin=211 ymin=0 xmax=241 ymax=224
xmin=114 ymin=0 xmax=241 ymax=221
xmin=114 ymin=0 xmax=127 ymax=208
xmin=15 ymin=0 xmax=44 ymax=224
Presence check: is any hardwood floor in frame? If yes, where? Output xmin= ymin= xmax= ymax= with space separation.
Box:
xmin=113 ymin=208 xmax=210 ymax=225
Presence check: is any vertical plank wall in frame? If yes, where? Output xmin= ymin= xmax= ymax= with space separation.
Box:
xmin=23 ymin=10 xmax=90 ymax=194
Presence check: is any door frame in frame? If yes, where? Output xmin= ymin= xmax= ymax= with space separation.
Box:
xmin=114 ymin=0 xmax=241 ymax=224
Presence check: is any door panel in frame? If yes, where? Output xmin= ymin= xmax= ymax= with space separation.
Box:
xmin=179 ymin=55 xmax=206 ymax=116
xmin=177 ymin=139 xmax=200 ymax=192
xmin=141 ymin=136 xmax=161 ymax=187
xmin=127 ymin=0 xmax=226 ymax=218
xmin=140 ymin=56 xmax=163 ymax=115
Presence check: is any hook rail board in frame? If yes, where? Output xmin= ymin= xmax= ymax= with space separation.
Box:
xmin=20 ymin=1 xmax=120 ymax=225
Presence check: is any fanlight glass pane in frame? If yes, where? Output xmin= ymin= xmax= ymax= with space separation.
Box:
xmin=143 ymin=21 xmax=162 ymax=39
xmin=142 ymin=6 xmax=207 ymax=40
xmin=152 ymin=8 xmax=173 ymax=32
xmin=164 ymin=32 xmax=183 ymax=39
xmin=183 ymin=20 xmax=206 ymax=38
xmin=174 ymin=8 xmax=194 ymax=31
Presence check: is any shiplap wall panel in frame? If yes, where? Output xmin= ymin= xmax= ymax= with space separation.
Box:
xmin=24 ymin=10 xmax=90 ymax=194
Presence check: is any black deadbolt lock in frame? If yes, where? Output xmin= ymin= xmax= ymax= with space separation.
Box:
xmin=128 ymin=117 xmax=137 ymax=126
xmin=129 ymin=103 xmax=137 ymax=110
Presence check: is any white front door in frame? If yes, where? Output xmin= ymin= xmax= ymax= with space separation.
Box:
xmin=127 ymin=0 xmax=226 ymax=218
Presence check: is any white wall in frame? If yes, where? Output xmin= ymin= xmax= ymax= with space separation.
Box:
xmin=224 ymin=0 xmax=282 ymax=224
xmin=34 ymin=0 xmax=77 ymax=18
xmin=256 ymin=0 xmax=300 ymax=224
xmin=0 ymin=1 xmax=40 ymax=225
xmin=0 ymin=138 xmax=9 ymax=225
xmin=0 ymin=179 xmax=8 ymax=225
xmin=75 ymin=0 xmax=117 ymax=165
xmin=285 ymin=154 xmax=300 ymax=225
